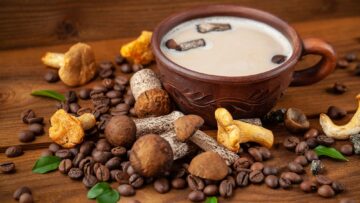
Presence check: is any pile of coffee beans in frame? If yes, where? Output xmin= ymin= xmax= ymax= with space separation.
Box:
xmin=18 ymin=109 xmax=45 ymax=143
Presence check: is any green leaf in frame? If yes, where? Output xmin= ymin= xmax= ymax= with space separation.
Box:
xmin=31 ymin=90 xmax=65 ymax=101
xmin=205 ymin=197 xmax=218 ymax=203
xmin=87 ymin=182 xmax=112 ymax=199
xmin=314 ymin=145 xmax=348 ymax=161
xmin=32 ymin=155 xmax=61 ymax=174
xmin=96 ymin=189 xmax=119 ymax=203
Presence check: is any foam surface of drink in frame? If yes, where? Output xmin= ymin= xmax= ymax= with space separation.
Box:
xmin=161 ymin=16 xmax=293 ymax=76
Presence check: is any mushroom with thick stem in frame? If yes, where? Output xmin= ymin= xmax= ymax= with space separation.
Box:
xmin=320 ymin=94 xmax=360 ymax=140
xmin=41 ymin=43 xmax=97 ymax=86
xmin=284 ymin=108 xmax=310 ymax=133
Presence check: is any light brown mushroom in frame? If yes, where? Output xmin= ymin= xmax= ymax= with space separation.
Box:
xmin=284 ymin=108 xmax=310 ymax=133
xmin=174 ymin=115 xmax=204 ymax=142
xmin=105 ymin=116 xmax=137 ymax=148
xmin=41 ymin=43 xmax=97 ymax=86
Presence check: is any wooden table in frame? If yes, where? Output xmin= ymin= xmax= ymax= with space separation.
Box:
xmin=1 ymin=1 xmax=360 ymax=202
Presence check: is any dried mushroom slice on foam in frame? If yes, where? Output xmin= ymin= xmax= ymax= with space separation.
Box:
xmin=196 ymin=23 xmax=231 ymax=33
xmin=165 ymin=38 xmax=206 ymax=51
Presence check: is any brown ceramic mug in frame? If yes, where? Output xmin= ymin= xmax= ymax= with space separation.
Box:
xmin=151 ymin=4 xmax=336 ymax=126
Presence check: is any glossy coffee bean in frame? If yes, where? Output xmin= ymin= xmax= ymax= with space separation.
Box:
xmin=78 ymin=89 xmax=91 ymax=100
xmin=316 ymin=135 xmax=334 ymax=147
xmin=187 ymin=175 xmax=204 ymax=191
xmin=236 ymin=169 xmax=250 ymax=187
xmin=203 ymin=184 xmax=218 ymax=196
xmin=55 ymin=149 xmax=72 ymax=159
xmin=279 ymin=177 xmax=292 ymax=189
xmin=288 ymin=162 xmax=304 ymax=174
xmin=305 ymin=150 xmax=319 ymax=162
xmin=331 ymin=181 xmax=345 ymax=194
xmin=92 ymin=150 xmax=112 ymax=164
xmin=96 ymin=165 xmax=110 ymax=182
xmin=295 ymin=141 xmax=309 ymax=155
xmin=265 ymin=175 xmax=279 ymax=188
xmin=65 ymin=91 xmax=77 ymax=103
xmin=316 ymin=175 xmax=333 ymax=185
xmin=306 ymin=137 xmax=318 ymax=149
xmin=58 ymin=159 xmax=72 ymax=174
xmin=258 ymin=147 xmax=272 ymax=160
xmin=318 ymin=185 xmax=335 ymax=198
xmin=249 ymin=170 xmax=264 ymax=184
xmin=304 ymin=128 xmax=319 ymax=139
xmin=82 ymin=175 xmax=98 ymax=188
xmin=105 ymin=157 xmax=121 ymax=170
xmin=233 ymin=157 xmax=252 ymax=170
xmin=300 ymin=180 xmax=317 ymax=193
xmin=281 ymin=172 xmax=302 ymax=184
xmin=294 ymin=155 xmax=308 ymax=166
xmin=5 ymin=146 xmax=23 ymax=157
xmin=188 ymin=190 xmax=205 ymax=202
xmin=68 ymin=168 xmax=83 ymax=179
xmin=117 ymin=184 xmax=135 ymax=196
xmin=13 ymin=186 xmax=31 ymax=200
xmin=327 ymin=106 xmax=347 ymax=120
xmin=0 ymin=161 xmax=15 ymax=173
xmin=283 ymin=136 xmax=300 ymax=151
xmin=248 ymin=148 xmax=263 ymax=162
xmin=171 ymin=178 xmax=187 ymax=189
xmin=96 ymin=139 xmax=111 ymax=151
xmin=340 ymin=144 xmax=354 ymax=156
xmin=80 ymin=141 xmax=95 ymax=156
xmin=219 ymin=179 xmax=233 ymax=198
xmin=129 ymin=174 xmax=144 ymax=189
xmin=250 ymin=162 xmax=264 ymax=171
xmin=111 ymin=146 xmax=127 ymax=157
xmin=28 ymin=123 xmax=44 ymax=135
xmin=263 ymin=166 xmax=279 ymax=176
xmin=18 ymin=130 xmax=35 ymax=143
xmin=21 ymin=109 xmax=35 ymax=124
xmin=154 ymin=178 xmax=170 ymax=193
xmin=48 ymin=143 xmax=61 ymax=153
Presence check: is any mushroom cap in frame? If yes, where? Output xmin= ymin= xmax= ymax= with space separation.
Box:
xmin=134 ymin=88 xmax=171 ymax=118
xmin=105 ymin=116 xmax=137 ymax=148
xmin=59 ymin=43 xmax=97 ymax=86
xmin=284 ymin=108 xmax=310 ymax=133
xmin=130 ymin=134 xmax=173 ymax=177
xmin=49 ymin=109 xmax=85 ymax=148
xmin=174 ymin=115 xmax=204 ymax=142
xmin=188 ymin=151 xmax=228 ymax=181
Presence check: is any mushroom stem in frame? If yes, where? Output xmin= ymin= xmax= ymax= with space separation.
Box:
xmin=41 ymin=52 xmax=64 ymax=68
xmin=159 ymin=130 xmax=197 ymax=160
xmin=77 ymin=113 xmax=96 ymax=131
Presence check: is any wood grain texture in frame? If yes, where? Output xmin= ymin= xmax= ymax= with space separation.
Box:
xmin=1 ymin=0 xmax=360 ymax=49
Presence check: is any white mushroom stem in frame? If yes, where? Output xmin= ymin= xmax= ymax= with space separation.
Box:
xmin=320 ymin=94 xmax=360 ymax=140
xmin=159 ymin=130 xmax=197 ymax=160
xmin=130 ymin=69 xmax=162 ymax=100
xmin=41 ymin=52 xmax=64 ymax=68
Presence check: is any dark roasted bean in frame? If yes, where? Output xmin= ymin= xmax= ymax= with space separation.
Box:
xmin=5 ymin=146 xmax=23 ymax=157
xmin=258 ymin=147 xmax=271 ymax=160
xmin=115 ymin=75 xmax=129 ymax=86
xmin=340 ymin=144 xmax=354 ymax=156
xmin=281 ymin=172 xmax=302 ymax=184
xmin=265 ymin=175 xmax=279 ymax=188
xmin=249 ymin=170 xmax=264 ymax=184
xmin=294 ymin=155 xmax=308 ymax=166
xmin=105 ymin=157 xmax=121 ymax=170
xmin=28 ymin=117 xmax=44 ymax=124
xmin=126 ymin=165 xmax=136 ymax=176
xmin=203 ymin=184 xmax=218 ymax=196
xmin=263 ymin=166 xmax=279 ymax=176
xmin=219 ymin=179 xmax=233 ymax=198
xmin=48 ymin=143 xmax=61 ymax=153
xmin=18 ymin=130 xmax=35 ymax=143
xmin=187 ymin=175 xmax=205 ymax=191
xmin=83 ymin=162 xmax=94 ymax=176
xmin=82 ymin=175 xmax=98 ymax=188
xmin=92 ymin=150 xmax=112 ymax=164
xmin=327 ymin=106 xmax=347 ymax=120
xmin=102 ymin=78 xmax=115 ymax=89
xmin=233 ymin=157 xmax=252 ymax=170
xmin=250 ymin=162 xmax=264 ymax=171
xmin=78 ymin=89 xmax=91 ymax=100
xmin=295 ymin=141 xmax=309 ymax=155
xmin=65 ymin=91 xmax=77 ymax=103
xmin=318 ymin=185 xmax=335 ymax=198
xmin=272 ymin=54 xmax=287 ymax=64
xmin=69 ymin=147 xmax=79 ymax=157
xmin=188 ymin=190 xmax=205 ymax=202
xmin=106 ymin=90 xmax=122 ymax=98
xmin=95 ymin=165 xmax=110 ymax=182
xmin=120 ymin=63 xmax=133 ymax=73
xmin=44 ymin=70 xmax=59 ymax=82
xmin=304 ymin=128 xmax=319 ymax=139
xmin=111 ymin=146 xmax=127 ymax=157
xmin=13 ymin=186 xmax=32 ymax=200
xmin=96 ymin=139 xmax=111 ymax=151
xmin=55 ymin=149 xmax=72 ymax=159
xmin=72 ymin=153 xmax=85 ymax=167
xmin=300 ymin=180 xmax=317 ymax=193
xmin=79 ymin=156 xmax=94 ymax=170
xmin=117 ymin=184 xmax=135 ymax=196
xmin=110 ymin=98 xmax=122 ymax=106
xmin=68 ymin=168 xmax=83 ymax=179
xmin=305 ymin=150 xmax=319 ymax=161
xmin=288 ymin=162 xmax=304 ymax=174
xmin=0 ymin=161 xmax=15 ymax=173
xmin=317 ymin=135 xmax=335 ymax=146
xmin=21 ymin=109 xmax=35 ymax=124
xmin=69 ymin=103 xmax=81 ymax=114
xmin=58 ymin=159 xmax=72 ymax=174
xmin=56 ymin=101 xmax=70 ymax=112
xmin=330 ymin=82 xmax=347 ymax=94
xmin=331 ymin=181 xmax=345 ymax=193
xmin=283 ymin=136 xmax=300 ymax=151
xmin=80 ymin=141 xmax=95 ymax=156
xmin=28 ymin=123 xmax=44 ymax=136
xmin=153 ymin=178 xmax=170 ymax=193
xmin=115 ymin=55 xmax=125 ymax=65
xmin=306 ymin=137 xmax=318 ymax=149
xmin=129 ymin=174 xmax=144 ymax=188
xmin=316 ymin=175 xmax=332 ymax=185
xmin=248 ymin=147 xmax=263 ymax=162
xmin=114 ymin=170 xmax=129 ymax=184
xmin=279 ymin=177 xmax=292 ymax=189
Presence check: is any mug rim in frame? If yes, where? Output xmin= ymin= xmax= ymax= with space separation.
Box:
xmin=151 ymin=4 xmax=303 ymax=84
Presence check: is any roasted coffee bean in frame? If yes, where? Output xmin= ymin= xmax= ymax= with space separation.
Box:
xmin=121 ymin=161 xmax=131 ymax=172
xmin=99 ymin=62 xmax=114 ymax=78
xmin=188 ymin=190 xmax=205 ymax=202
xmin=90 ymin=89 xmax=106 ymax=99
xmin=21 ymin=109 xmax=35 ymax=124
xmin=19 ymin=193 xmax=33 ymax=203
xmin=44 ymin=70 xmax=59 ymax=83
xmin=69 ymin=103 xmax=81 ymax=114
xmin=92 ymin=163 xmax=101 ymax=174
xmin=101 ymin=79 xmax=114 ymax=89
xmin=69 ymin=147 xmax=79 ymax=157
xmin=263 ymin=166 xmax=278 ymax=176
xmin=129 ymin=174 xmax=144 ymax=188
xmin=58 ymin=159 xmax=72 ymax=174
xmin=169 ymin=178 xmax=186 ymax=189
xmin=95 ymin=104 xmax=110 ymax=114
xmin=105 ymin=157 xmax=121 ymax=170
xmin=279 ymin=177 xmax=292 ymax=189
xmin=96 ymin=139 xmax=111 ymax=151
xmin=56 ymin=101 xmax=70 ymax=112
xmin=41 ymin=150 xmax=53 ymax=157
xmin=113 ymin=83 xmax=126 ymax=92
xmin=126 ymin=165 xmax=136 ymax=176
xmin=345 ymin=52 xmax=357 ymax=62
xmin=339 ymin=198 xmax=356 ymax=203
xmin=236 ymin=169 xmax=251 ymax=187
xmin=110 ymin=98 xmax=122 ymax=106
xmin=265 ymin=175 xmax=279 ymax=189
xmin=82 ymin=175 xmax=98 ymax=188
xmin=126 ymin=87 xmax=133 ymax=96
xmin=300 ymin=180 xmax=317 ymax=193
xmin=316 ymin=175 xmax=332 ymax=185
xmin=28 ymin=117 xmax=44 ymax=124
xmin=99 ymin=61 xmax=114 ymax=70
xmin=55 ymin=149 xmax=72 ymax=159
xmin=249 ymin=170 xmax=264 ymax=184
xmin=92 ymin=95 xmax=110 ymax=107
xmin=288 ymin=162 xmax=304 ymax=174
xmin=72 ymin=153 xmax=85 ymax=167
xmin=114 ymin=103 xmax=130 ymax=113
xmin=115 ymin=55 xmax=125 ymax=65
xmin=233 ymin=157 xmax=252 ymax=170
xmin=120 ymin=63 xmax=133 ymax=73
xmin=219 ymin=179 xmax=233 ymax=198
xmin=114 ymin=170 xmax=129 ymax=184
xmin=5 ymin=146 xmax=23 ymax=157
xmin=153 ymin=178 xmax=170 ymax=193
xmin=281 ymin=172 xmax=302 ymax=184
xmin=18 ymin=130 xmax=35 ymax=143
xmin=258 ymin=147 xmax=271 ymax=160
xmin=132 ymin=64 xmax=143 ymax=72
xmin=248 ymin=147 xmax=263 ymax=162
xmin=337 ymin=59 xmax=349 ymax=69
xmin=295 ymin=141 xmax=309 ymax=155
xmin=283 ymin=136 xmax=300 ymax=151
xmin=92 ymin=150 xmax=112 ymax=164
xmin=80 ymin=141 xmax=95 ymax=156
xmin=316 ymin=135 xmax=334 ymax=146
xmin=331 ymin=181 xmax=345 ymax=193
xmin=79 ymin=156 xmax=94 ymax=170
xmin=68 ymin=167 xmax=83 ymax=179
xmin=77 ymin=107 xmax=92 ymax=116
xmin=110 ymin=169 xmax=121 ymax=180
xmin=78 ymin=89 xmax=91 ymax=100
xmin=124 ymin=94 xmax=135 ymax=106
xmin=318 ymin=185 xmax=335 ymax=198
xmin=28 ymin=123 xmax=44 ymax=135
xmin=111 ymin=146 xmax=127 ymax=157
xmin=83 ymin=162 xmax=94 ymax=176
xmin=340 ymin=144 xmax=354 ymax=156
xmin=48 ymin=143 xmax=61 ymax=153
xmin=106 ymin=90 xmax=122 ymax=98
xmin=203 ymin=184 xmax=218 ymax=196
xmin=99 ymin=114 xmax=111 ymax=121
xmin=65 ymin=91 xmax=77 ymax=103
xmin=306 ymin=137 xmax=318 ymax=149
xmin=115 ymin=75 xmax=129 ymax=86
xmin=327 ymin=106 xmax=347 ymax=120
xmin=250 ymin=162 xmax=264 ymax=171
xmin=96 ymin=165 xmax=110 ymax=182
xmin=304 ymin=128 xmax=319 ymax=139
xmin=294 ymin=155 xmax=308 ymax=166
xmin=330 ymin=82 xmax=347 ymax=94
xmin=187 ymin=175 xmax=205 ymax=191
xmin=272 ymin=54 xmax=287 ymax=64
xmin=305 ymin=150 xmax=319 ymax=161
xmin=13 ymin=186 xmax=32 ymax=200
xmin=117 ymin=184 xmax=135 ymax=196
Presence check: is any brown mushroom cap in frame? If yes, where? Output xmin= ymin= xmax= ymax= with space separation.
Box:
xmin=188 ymin=151 xmax=228 ymax=181
xmin=284 ymin=108 xmax=310 ymax=133
xmin=59 ymin=43 xmax=97 ymax=86
xmin=134 ymin=88 xmax=171 ymax=118
xmin=105 ymin=116 xmax=137 ymax=147
xmin=130 ymin=134 xmax=173 ymax=177
xmin=174 ymin=115 xmax=204 ymax=142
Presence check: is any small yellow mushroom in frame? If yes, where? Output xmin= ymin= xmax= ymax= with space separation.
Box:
xmin=215 ymin=108 xmax=274 ymax=152
xmin=49 ymin=109 xmax=96 ymax=148
xmin=120 ymin=31 xmax=154 ymax=65
xmin=320 ymin=94 xmax=360 ymax=140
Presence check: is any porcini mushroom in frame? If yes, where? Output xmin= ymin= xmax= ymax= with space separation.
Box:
xmin=320 ymin=94 xmax=360 ymax=140
xmin=49 ymin=109 xmax=96 ymax=148
xmin=188 ymin=151 xmax=228 ymax=181
xmin=284 ymin=108 xmax=310 ymax=133
xmin=105 ymin=116 xmax=137 ymax=148
xmin=41 ymin=43 xmax=97 ymax=86
xmin=174 ymin=115 xmax=204 ymax=142
xmin=215 ymin=108 xmax=274 ymax=152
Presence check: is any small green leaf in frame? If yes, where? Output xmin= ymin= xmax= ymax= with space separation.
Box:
xmin=31 ymin=90 xmax=65 ymax=101
xmin=205 ymin=197 xmax=218 ymax=203
xmin=96 ymin=189 xmax=119 ymax=203
xmin=32 ymin=155 xmax=61 ymax=174
xmin=315 ymin=145 xmax=348 ymax=161
xmin=87 ymin=182 xmax=112 ymax=199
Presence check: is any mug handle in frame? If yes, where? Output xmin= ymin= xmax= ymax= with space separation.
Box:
xmin=290 ymin=38 xmax=337 ymax=86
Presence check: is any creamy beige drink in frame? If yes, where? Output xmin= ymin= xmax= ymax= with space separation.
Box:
xmin=161 ymin=16 xmax=293 ymax=76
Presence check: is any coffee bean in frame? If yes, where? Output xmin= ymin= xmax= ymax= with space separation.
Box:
xmin=345 ymin=52 xmax=357 ymax=62
xmin=44 ymin=70 xmax=59 ymax=83
xmin=41 ymin=150 xmax=53 ymax=157
xmin=101 ymin=79 xmax=114 ymax=89
xmin=236 ymin=169 xmax=250 ymax=187
xmin=115 ymin=55 xmax=125 ymax=65
xmin=249 ymin=170 xmax=264 ymax=184
xmin=258 ymin=147 xmax=272 ymax=160
xmin=187 ymin=175 xmax=205 ymax=191
xmin=84 ymin=162 xmax=94 ymax=176
xmin=92 ymin=150 xmax=112 ymax=164
xmin=13 ymin=186 xmax=32 ymax=200
xmin=68 ymin=167 xmax=83 ymax=179
xmin=265 ymin=175 xmax=279 ymax=189
xmin=271 ymin=54 xmax=287 ymax=64
xmin=318 ymin=185 xmax=335 ymax=198
xmin=111 ymin=146 xmax=127 ymax=157
xmin=295 ymin=141 xmax=309 ymax=155
xmin=330 ymin=82 xmax=347 ymax=94
xmin=219 ymin=179 xmax=233 ymax=198
xmin=113 ymin=83 xmax=125 ymax=92
xmin=339 ymin=198 xmax=356 ymax=203
xmin=288 ymin=162 xmax=304 ymax=174
xmin=28 ymin=117 xmax=44 ymax=124
xmin=99 ymin=62 xmax=114 ymax=78
xmin=124 ymin=95 xmax=135 ymax=107
xmin=316 ymin=175 xmax=332 ymax=185
xmin=153 ymin=178 xmax=170 ymax=193
xmin=316 ymin=135 xmax=334 ymax=147
xmin=283 ymin=136 xmax=300 ymax=151
xmin=56 ymin=101 xmax=70 ymax=112
xmin=263 ymin=166 xmax=278 ymax=176
xmin=111 ymin=103 xmax=130 ymax=115
xmin=233 ymin=157 xmax=252 ymax=170
xmin=171 ymin=178 xmax=187 ymax=189
xmin=337 ymin=59 xmax=349 ymax=69
xmin=331 ymin=181 xmax=345 ymax=193
xmin=304 ymin=128 xmax=319 ymax=139
xmin=203 ymin=184 xmax=218 ymax=196
xmin=69 ymin=147 xmax=79 ymax=157
xmin=114 ymin=170 xmax=129 ymax=184
xmin=110 ymin=98 xmax=122 ymax=106
xmin=5 ymin=146 xmax=23 ymax=157
xmin=294 ymin=155 xmax=308 ymax=166
xmin=92 ymin=95 xmax=110 ymax=107
xmin=120 ymin=63 xmax=133 ymax=73
xmin=306 ymin=137 xmax=318 ymax=149
xmin=305 ymin=150 xmax=319 ymax=162
xmin=281 ymin=172 xmax=302 ymax=184
xmin=21 ymin=109 xmax=35 ymax=124
xmin=72 ymin=153 xmax=85 ymax=167
xmin=300 ymin=180 xmax=317 ymax=193
xmin=121 ymin=161 xmax=131 ymax=172
xmin=80 ymin=141 xmax=95 ymax=156
xmin=118 ymin=184 xmax=136 ymax=196
xmin=69 ymin=103 xmax=80 ymax=114
xmin=279 ymin=177 xmax=291 ymax=189
xmin=18 ymin=130 xmax=35 ymax=143
xmin=58 ymin=159 xmax=72 ymax=174
xmin=132 ymin=64 xmax=143 ymax=72
xmin=19 ymin=193 xmax=33 ymax=203
xmin=96 ymin=165 xmax=110 ymax=182
xmin=115 ymin=75 xmax=129 ymax=86
xmin=79 ymin=156 xmax=94 ymax=170
xmin=340 ymin=144 xmax=354 ymax=156
xmin=105 ymin=157 xmax=121 ymax=170
xmin=28 ymin=123 xmax=44 ymax=135
xmin=248 ymin=147 xmax=263 ymax=162
xmin=126 ymin=87 xmax=133 ymax=96
xmin=106 ymin=90 xmax=122 ymax=99
xmin=82 ymin=175 xmax=98 ymax=188
xmin=48 ymin=143 xmax=61 ymax=153
xmin=327 ymin=106 xmax=347 ymax=120
xmin=250 ymin=162 xmax=264 ymax=171
xmin=65 ymin=91 xmax=77 ymax=103
xmin=188 ymin=190 xmax=205 ymax=202
xmin=126 ymin=165 xmax=136 ymax=176
xmin=55 ymin=149 xmax=72 ymax=159
xmin=78 ymin=89 xmax=91 ymax=100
